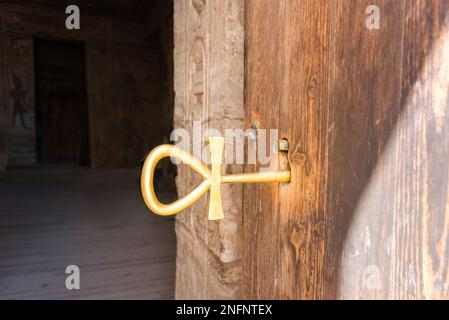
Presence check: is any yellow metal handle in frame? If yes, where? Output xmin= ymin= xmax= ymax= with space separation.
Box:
xmin=140 ymin=137 xmax=291 ymax=220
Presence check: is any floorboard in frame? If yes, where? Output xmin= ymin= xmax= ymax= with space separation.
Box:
xmin=0 ymin=167 xmax=176 ymax=300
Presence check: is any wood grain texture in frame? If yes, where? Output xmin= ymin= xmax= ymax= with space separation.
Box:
xmin=244 ymin=0 xmax=449 ymax=299
xmin=328 ymin=0 xmax=406 ymax=299
xmin=0 ymin=168 xmax=176 ymax=299
xmin=278 ymin=0 xmax=330 ymax=299
xmin=243 ymin=0 xmax=286 ymax=299
xmin=336 ymin=0 xmax=449 ymax=299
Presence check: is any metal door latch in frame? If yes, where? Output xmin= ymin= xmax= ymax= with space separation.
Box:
xmin=141 ymin=137 xmax=291 ymax=220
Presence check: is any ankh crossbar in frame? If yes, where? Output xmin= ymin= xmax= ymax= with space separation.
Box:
xmin=140 ymin=137 xmax=291 ymax=220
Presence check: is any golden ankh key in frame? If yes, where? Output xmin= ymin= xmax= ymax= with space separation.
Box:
xmin=141 ymin=137 xmax=291 ymax=220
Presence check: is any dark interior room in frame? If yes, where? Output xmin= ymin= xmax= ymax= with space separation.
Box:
xmin=0 ymin=0 xmax=176 ymax=299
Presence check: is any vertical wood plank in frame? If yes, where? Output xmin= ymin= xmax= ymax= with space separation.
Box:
xmin=243 ymin=0 xmax=330 ymax=299
xmin=277 ymin=0 xmax=330 ymax=299
xmin=243 ymin=0 xmax=285 ymax=299
xmin=327 ymin=0 xmax=406 ymax=299
xmin=336 ymin=0 xmax=449 ymax=299
xmin=420 ymin=0 xmax=449 ymax=299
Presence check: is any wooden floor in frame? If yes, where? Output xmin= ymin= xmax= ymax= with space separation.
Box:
xmin=0 ymin=167 xmax=176 ymax=299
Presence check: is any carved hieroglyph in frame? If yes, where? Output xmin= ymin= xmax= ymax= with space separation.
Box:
xmin=173 ymin=0 xmax=244 ymax=299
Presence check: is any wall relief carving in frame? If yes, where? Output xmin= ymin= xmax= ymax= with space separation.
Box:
xmin=192 ymin=0 xmax=206 ymax=15
xmin=189 ymin=37 xmax=206 ymax=111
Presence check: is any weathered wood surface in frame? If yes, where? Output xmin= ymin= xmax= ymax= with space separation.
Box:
xmin=0 ymin=168 xmax=176 ymax=299
xmin=243 ymin=0 xmax=287 ymax=299
xmin=244 ymin=0 xmax=449 ymax=299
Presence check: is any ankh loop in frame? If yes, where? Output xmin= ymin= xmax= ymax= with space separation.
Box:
xmin=140 ymin=137 xmax=291 ymax=220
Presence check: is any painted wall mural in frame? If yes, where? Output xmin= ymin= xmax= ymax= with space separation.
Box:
xmin=0 ymin=3 xmax=171 ymax=169
xmin=10 ymin=70 xmax=31 ymax=130
xmin=3 ymin=34 xmax=36 ymax=165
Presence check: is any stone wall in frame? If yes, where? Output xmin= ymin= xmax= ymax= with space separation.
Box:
xmin=0 ymin=3 xmax=172 ymax=169
xmin=173 ymin=0 xmax=244 ymax=299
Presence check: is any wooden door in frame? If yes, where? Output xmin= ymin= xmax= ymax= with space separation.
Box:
xmin=45 ymin=92 xmax=82 ymax=160
xmin=243 ymin=0 xmax=449 ymax=299
xmin=34 ymin=39 xmax=89 ymax=165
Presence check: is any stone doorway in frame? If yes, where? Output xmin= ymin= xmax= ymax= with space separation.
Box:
xmin=34 ymin=39 xmax=90 ymax=166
